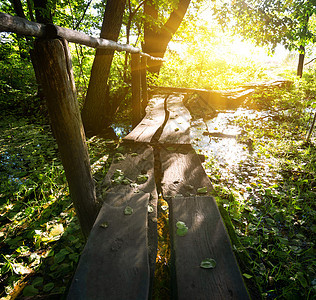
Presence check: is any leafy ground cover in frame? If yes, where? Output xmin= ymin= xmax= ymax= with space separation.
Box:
xmin=0 ymin=46 xmax=315 ymax=299
xmin=0 ymin=114 xmax=120 ymax=299
xmin=191 ymin=73 xmax=316 ymax=299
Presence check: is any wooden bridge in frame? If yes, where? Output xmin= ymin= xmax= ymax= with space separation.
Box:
xmin=0 ymin=12 xmax=253 ymax=299
xmin=67 ymin=92 xmax=250 ymax=299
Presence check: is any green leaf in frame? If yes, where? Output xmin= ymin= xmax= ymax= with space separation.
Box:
xmin=197 ymin=187 xmax=208 ymax=194
xmin=43 ymin=282 xmax=54 ymax=292
xmin=177 ymin=227 xmax=188 ymax=236
xmin=124 ymin=206 xmax=133 ymax=215
xmin=122 ymin=178 xmax=131 ymax=185
xmin=54 ymin=249 xmax=69 ymax=264
xmin=100 ymin=222 xmax=108 ymax=229
xmin=69 ymin=253 xmax=79 ymax=262
xmin=176 ymin=221 xmax=188 ymax=236
xmin=32 ymin=277 xmax=44 ymax=287
xmin=136 ymin=174 xmax=148 ymax=184
xmin=243 ymin=273 xmax=253 ymax=279
xmin=176 ymin=221 xmax=187 ymax=229
xmin=296 ymin=272 xmax=308 ymax=288
xmin=113 ymin=169 xmax=124 ymax=179
xmin=23 ymin=285 xmax=39 ymax=297
xmin=200 ymin=258 xmax=216 ymax=269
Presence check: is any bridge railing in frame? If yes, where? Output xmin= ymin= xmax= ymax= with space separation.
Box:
xmin=0 ymin=12 xmax=162 ymax=237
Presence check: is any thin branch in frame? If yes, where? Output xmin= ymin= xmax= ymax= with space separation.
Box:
xmin=304 ymin=57 xmax=316 ymax=66
xmin=131 ymin=0 xmax=147 ymax=19
xmin=74 ymin=0 xmax=93 ymax=30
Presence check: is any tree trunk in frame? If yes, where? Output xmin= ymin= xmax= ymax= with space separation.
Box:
xmin=297 ymin=45 xmax=305 ymax=77
xmin=33 ymin=38 xmax=98 ymax=238
xmin=10 ymin=0 xmax=33 ymax=59
xmin=81 ymin=0 xmax=126 ymax=137
xmin=33 ymin=0 xmax=52 ymax=23
xmin=142 ymin=0 xmax=191 ymax=73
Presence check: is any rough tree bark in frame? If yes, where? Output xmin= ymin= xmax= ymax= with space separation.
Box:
xmin=33 ymin=0 xmax=52 ymax=23
xmin=33 ymin=38 xmax=98 ymax=238
xmin=81 ymin=0 xmax=126 ymax=137
xmin=142 ymin=0 xmax=191 ymax=73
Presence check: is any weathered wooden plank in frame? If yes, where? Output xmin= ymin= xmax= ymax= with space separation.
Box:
xmin=124 ymin=96 xmax=166 ymax=143
xmin=189 ymin=89 xmax=254 ymax=111
xmin=169 ymin=196 xmax=250 ymax=300
xmin=98 ymin=142 xmax=158 ymax=297
xmin=102 ymin=143 xmax=156 ymax=196
xmin=159 ymin=94 xmax=191 ymax=144
xmin=160 ymin=145 xmax=213 ymax=198
xmin=67 ymin=193 xmax=150 ymax=300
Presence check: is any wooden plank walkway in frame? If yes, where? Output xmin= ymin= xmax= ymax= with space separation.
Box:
xmin=169 ymin=196 xmax=249 ymax=300
xmin=68 ymin=193 xmax=150 ymax=300
xmin=68 ymin=92 xmax=250 ymax=299
xmin=124 ymin=95 xmax=166 ymax=143
xmin=158 ymin=94 xmax=191 ymax=144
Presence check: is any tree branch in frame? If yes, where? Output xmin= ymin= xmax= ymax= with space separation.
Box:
xmin=304 ymin=57 xmax=316 ymax=66
xmin=74 ymin=0 xmax=93 ymax=30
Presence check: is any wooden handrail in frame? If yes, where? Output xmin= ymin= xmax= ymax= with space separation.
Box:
xmin=0 ymin=12 xmax=163 ymax=61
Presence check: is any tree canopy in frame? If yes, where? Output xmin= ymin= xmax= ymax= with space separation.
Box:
xmin=211 ymin=0 xmax=316 ymax=51
xmin=211 ymin=0 xmax=316 ymax=75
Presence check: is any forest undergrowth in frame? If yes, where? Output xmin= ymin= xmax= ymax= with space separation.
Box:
xmin=192 ymin=74 xmax=316 ymax=299
xmin=0 ymin=49 xmax=315 ymax=299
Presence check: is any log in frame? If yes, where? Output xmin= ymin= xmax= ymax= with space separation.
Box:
xmin=0 ymin=12 xmax=45 ymax=37
xmin=124 ymin=95 xmax=166 ymax=143
xmin=159 ymin=94 xmax=191 ymax=144
xmin=131 ymin=53 xmax=142 ymax=127
xmin=151 ymin=86 xmax=254 ymax=110
xmin=0 ymin=12 xmax=163 ymax=61
xmin=67 ymin=192 xmax=150 ymax=300
xmin=169 ymin=196 xmax=250 ymax=300
xmin=33 ymin=38 xmax=97 ymax=237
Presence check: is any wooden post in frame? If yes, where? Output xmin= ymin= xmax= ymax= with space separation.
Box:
xmin=131 ymin=52 xmax=142 ymax=127
xmin=33 ymin=38 xmax=97 ymax=238
xmin=297 ymin=45 xmax=305 ymax=78
xmin=140 ymin=56 xmax=148 ymax=116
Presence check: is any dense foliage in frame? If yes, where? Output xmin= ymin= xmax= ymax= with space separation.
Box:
xmin=211 ymin=0 xmax=316 ymax=52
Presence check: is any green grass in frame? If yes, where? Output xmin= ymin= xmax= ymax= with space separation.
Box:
xmin=201 ymin=73 xmax=316 ymax=299
xmin=0 ymin=115 xmax=119 ymax=299
xmin=0 ymin=50 xmax=315 ymax=299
